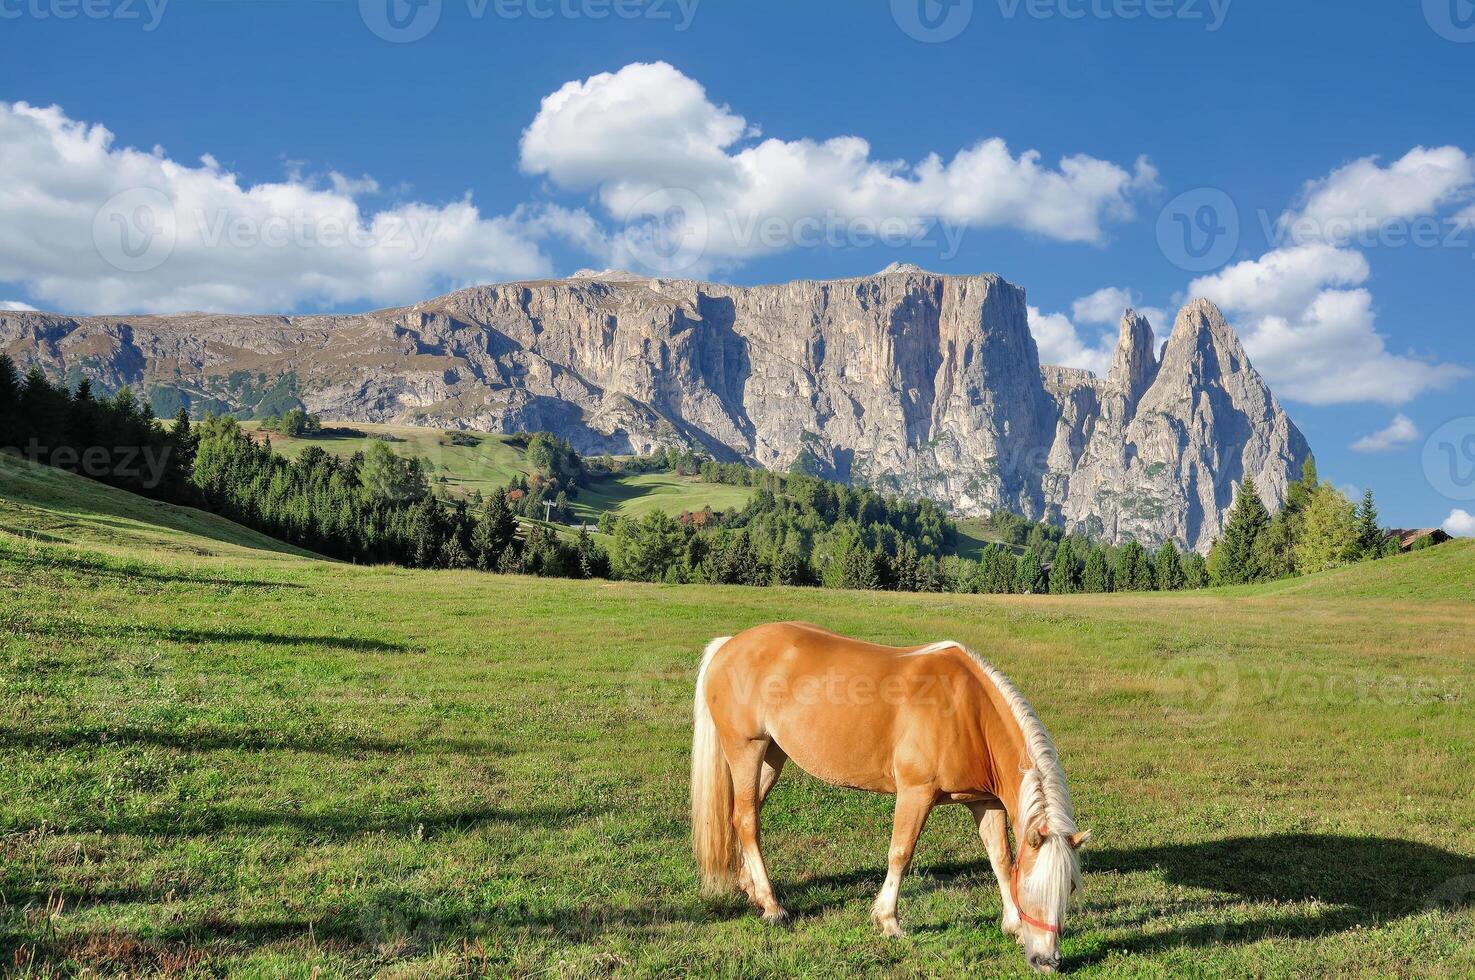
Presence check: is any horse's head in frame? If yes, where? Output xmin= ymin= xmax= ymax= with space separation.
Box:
xmin=1011 ymin=818 xmax=1091 ymax=973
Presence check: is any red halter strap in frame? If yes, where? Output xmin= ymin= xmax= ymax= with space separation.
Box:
xmin=1010 ymin=826 xmax=1062 ymax=936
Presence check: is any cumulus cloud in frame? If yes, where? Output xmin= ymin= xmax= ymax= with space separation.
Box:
xmin=0 ymin=101 xmax=568 ymax=314
xmin=0 ymin=300 xmax=37 ymax=311
xmin=1278 ymin=146 xmax=1475 ymax=245
xmin=1189 ymin=243 xmax=1467 ymax=404
xmin=521 ymin=62 xmax=1157 ymax=273
xmin=1028 ymin=306 xmax=1114 ymax=376
xmin=1349 ymin=414 xmax=1420 ymax=453
xmin=1028 ymin=285 xmax=1167 ymax=376
xmin=1444 ymin=509 xmax=1475 ymax=537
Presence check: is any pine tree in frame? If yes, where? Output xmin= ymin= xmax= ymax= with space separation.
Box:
xmin=1014 ymin=550 xmax=1044 ymax=594
xmin=1355 ymin=489 xmax=1383 ymax=559
xmin=0 ymin=355 xmax=18 ymax=448
xmin=1154 ymin=541 xmax=1186 ymax=591
xmin=1080 ymin=547 xmax=1110 ymax=593
xmin=441 ymin=534 xmax=471 ymax=569
xmin=1210 ymin=478 xmax=1271 ymax=585
xmin=1048 ymin=541 xmax=1077 ymax=594
xmin=1183 ymin=551 xmax=1209 ymax=589
xmin=1115 ymin=540 xmax=1152 ymax=591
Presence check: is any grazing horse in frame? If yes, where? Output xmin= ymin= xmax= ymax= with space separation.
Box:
xmin=691 ymin=622 xmax=1090 ymax=974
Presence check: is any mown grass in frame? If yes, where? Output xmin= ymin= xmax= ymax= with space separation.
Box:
xmin=2 ymin=462 xmax=1473 ymax=977
xmin=571 ymin=473 xmax=756 ymax=522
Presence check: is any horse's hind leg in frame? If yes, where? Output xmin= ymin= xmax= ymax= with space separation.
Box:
xmin=871 ymin=785 xmax=934 ymax=938
xmin=724 ymin=736 xmax=788 ymax=925
xmin=969 ymin=802 xmax=1022 ymax=940
xmin=738 ymin=744 xmax=788 ymax=904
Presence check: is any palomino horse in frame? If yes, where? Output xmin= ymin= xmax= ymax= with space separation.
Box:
xmin=691 ymin=622 xmax=1090 ymax=974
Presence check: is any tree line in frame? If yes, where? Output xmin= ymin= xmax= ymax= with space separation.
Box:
xmin=2 ymin=357 xmax=1420 ymax=594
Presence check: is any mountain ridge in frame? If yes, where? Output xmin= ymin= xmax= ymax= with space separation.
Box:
xmin=0 ymin=268 xmax=1311 ymax=551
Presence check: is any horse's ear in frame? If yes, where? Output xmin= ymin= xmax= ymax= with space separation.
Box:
xmin=1026 ymin=826 xmax=1044 ymax=849
xmin=1068 ymin=829 xmax=1092 ymax=850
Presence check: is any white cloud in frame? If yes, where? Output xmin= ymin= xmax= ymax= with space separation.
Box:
xmin=1349 ymin=413 xmax=1420 ymax=453
xmin=1070 ymin=286 xmax=1167 ymax=334
xmin=1188 ymin=243 xmax=1467 ymax=404
xmin=1279 ymin=146 xmax=1475 ymax=245
xmin=1028 ymin=306 xmax=1113 ymax=376
xmin=0 ymin=300 xmax=37 ymax=311
xmin=520 ymin=61 xmax=1157 ymax=272
xmin=1190 ymin=243 xmax=1368 ymax=316
xmin=0 ymin=101 xmax=569 ymax=314
xmin=1443 ymin=509 xmax=1475 ymax=537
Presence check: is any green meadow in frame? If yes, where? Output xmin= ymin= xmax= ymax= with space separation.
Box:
xmin=2 ymin=453 xmax=1473 ymax=977
xmin=238 ymin=421 xmax=757 ymax=524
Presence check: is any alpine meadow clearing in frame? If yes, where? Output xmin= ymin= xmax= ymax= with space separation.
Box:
xmin=2 ymin=454 xmax=1474 ymax=978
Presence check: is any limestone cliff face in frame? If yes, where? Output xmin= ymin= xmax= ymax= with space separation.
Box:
xmin=0 ymin=269 xmax=1310 ymax=550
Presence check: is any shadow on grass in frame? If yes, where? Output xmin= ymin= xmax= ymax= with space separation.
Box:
xmin=2 ymin=801 xmax=589 ymax=849
xmin=12 ymin=619 xmax=407 ymax=652
xmin=769 ymin=833 xmax=1475 ymax=959
xmin=0 ymin=544 xmax=305 ymax=591
xmin=0 ymin=720 xmax=472 ymax=757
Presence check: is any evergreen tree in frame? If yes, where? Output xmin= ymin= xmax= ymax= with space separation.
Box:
xmin=0 ymin=355 xmax=18 ymax=448
xmin=1183 ymin=551 xmax=1209 ymax=589
xmin=1080 ymin=547 xmax=1110 ymax=593
xmin=1209 ymin=478 xmax=1271 ymax=585
xmin=1013 ymin=550 xmax=1044 ymax=594
xmin=838 ymin=543 xmax=881 ymax=590
xmin=441 ymin=534 xmax=471 ymax=569
xmin=1114 ymin=540 xmax=1152 ymax=591
xmin=1154 ymin=541 xmax=1186 ymax=591
xmin=1355 ymin=489 xmax=1383 ymax=558
xmin=1048 ymin=540 xmax=1077 ymax=594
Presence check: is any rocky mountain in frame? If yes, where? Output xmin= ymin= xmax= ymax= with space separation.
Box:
xmin=0 ymin=266 xmax=1311 ymax=551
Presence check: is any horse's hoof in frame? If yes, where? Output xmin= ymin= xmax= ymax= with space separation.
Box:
xmin=761 ymin=908 xmax=790 ymax=927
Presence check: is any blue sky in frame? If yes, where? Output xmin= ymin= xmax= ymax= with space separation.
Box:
xmin=2 ymin=0 xmax=1473 ymax=529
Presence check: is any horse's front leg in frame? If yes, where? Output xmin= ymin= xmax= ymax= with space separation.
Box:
xmin=871 ymin=785 xmax=935 ymax=938
xmin=969 ymin=802 xmax=1022 ymax=941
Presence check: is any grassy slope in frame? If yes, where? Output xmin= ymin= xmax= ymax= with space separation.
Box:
xmin=571 ymin=472 xmax=756 ymax=522
xmin=240 ymin=421 xmax=756 ymax=524
xmin=240 ymin=421 xmax=530 ymax=500
xmin=0 ymin=454 xmax=312 ymax=562
xmin=2 ymin=466 xmax=1474 ymax=977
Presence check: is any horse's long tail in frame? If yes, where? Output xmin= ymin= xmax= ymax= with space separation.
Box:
xmin=691 ymin=635 xmax=737 ymax=895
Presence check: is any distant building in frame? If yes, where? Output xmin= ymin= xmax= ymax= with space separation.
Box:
xmin=679 ymin=507 xmax=716 ymax=528
xmin=1384 ymin=528 xmax=1451 ymax=552
xmin=506 ymin=489 xmax=526 ymax=502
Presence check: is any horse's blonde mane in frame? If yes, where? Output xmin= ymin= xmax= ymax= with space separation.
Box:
xmin=912 ymin=641 xmax=1082 ymax=921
